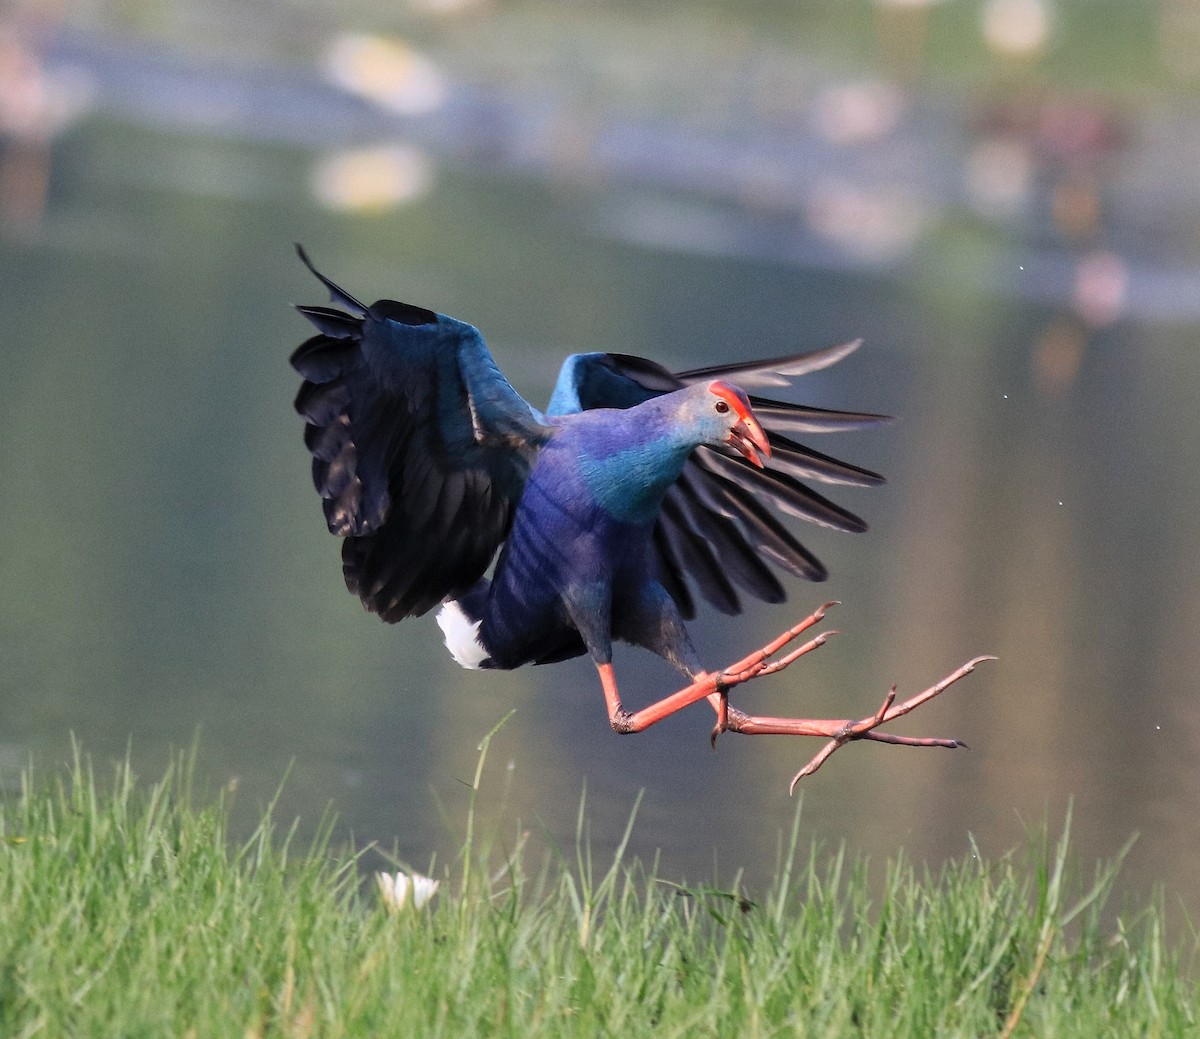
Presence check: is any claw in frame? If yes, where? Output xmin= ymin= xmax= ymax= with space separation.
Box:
xmin=710 ymin=686 xmax=729 ymax=750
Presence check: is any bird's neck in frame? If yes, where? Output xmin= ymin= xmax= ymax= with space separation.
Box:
xmin=573 ymin=418 xmax=696 ymax=526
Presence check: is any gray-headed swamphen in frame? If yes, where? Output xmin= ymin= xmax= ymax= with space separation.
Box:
xmin=291 ymin=248 xmax=990 ymax=788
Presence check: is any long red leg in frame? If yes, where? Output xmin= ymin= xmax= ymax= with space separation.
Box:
xmin=594 ymin=601 xmax=994 ymax=791
xmin=597 ymin=601 xmax=838 ymax=734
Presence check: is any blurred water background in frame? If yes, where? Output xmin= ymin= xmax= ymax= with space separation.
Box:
xmin=2 ymin=0 xmax=1199 ymax=914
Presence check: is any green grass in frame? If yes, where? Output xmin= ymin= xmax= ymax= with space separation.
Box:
xmin=0 ymin=739 xmax=1194 ymax=1038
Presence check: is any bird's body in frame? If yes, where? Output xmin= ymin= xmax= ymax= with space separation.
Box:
xmin=291 ymin=247 xmax=985 ymax=785
xmin=445 ymin=391 xmax=729 ymax=675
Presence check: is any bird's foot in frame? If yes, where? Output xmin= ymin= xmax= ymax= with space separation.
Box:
xmin=716 ymin=655 xmax=996 ymax=793
xmin=716 ymin=600 xmax=842 ymax=689
xmin=695 ymin=602 xmax=993 ymax=791
xmin=706 ymin=600 xmax=839 ymax=748
xmin=700 ymin=595 xmax=840 ymax=748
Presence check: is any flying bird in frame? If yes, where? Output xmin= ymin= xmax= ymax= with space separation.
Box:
xmin=291 ymin=248 xmax=988 ymax=788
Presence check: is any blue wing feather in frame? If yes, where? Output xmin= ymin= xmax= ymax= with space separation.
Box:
xmin=543 ymin=348 xmax=884 ymax=615
xmin=292 ymin=250 xmax=551 ymax=621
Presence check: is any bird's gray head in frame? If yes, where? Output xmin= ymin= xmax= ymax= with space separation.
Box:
xmin=674 ymin=380 xmax=772 ymax=467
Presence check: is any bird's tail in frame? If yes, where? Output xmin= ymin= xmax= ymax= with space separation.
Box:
xmin=436 ymin=584 xmax=492 ymax=670
xmin=437 ymin=580 xmax=589 ymax=671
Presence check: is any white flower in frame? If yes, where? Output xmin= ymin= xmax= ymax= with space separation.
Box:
xmin=376 ymin=870 xmax=440 ymax=911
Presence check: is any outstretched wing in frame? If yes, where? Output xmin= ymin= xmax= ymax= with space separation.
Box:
xmin=291 ymin=247 xmax=552 ymax=621
xmin=546 ymin=346 xmax=887 ymax=618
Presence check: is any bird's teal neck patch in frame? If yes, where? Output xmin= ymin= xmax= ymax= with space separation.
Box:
xmin=577 ymin=436 xmax=692 ymax=525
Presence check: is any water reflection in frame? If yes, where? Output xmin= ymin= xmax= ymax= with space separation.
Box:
xmin=0 ymin=16 xmax=93 ymax=237
xmin=311 ymin=145 xmax=434 ymax=212
xmin=1 ymin=6 xmax=1199 ymax=922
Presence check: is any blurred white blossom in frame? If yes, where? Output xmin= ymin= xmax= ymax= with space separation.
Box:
xmin=376 ymin=870 xmax=440 ymax=911
xmin=983 ymin=0 xmax=1054 ymax=58
xmin=311 ymin=145 xmax=434 ymax=212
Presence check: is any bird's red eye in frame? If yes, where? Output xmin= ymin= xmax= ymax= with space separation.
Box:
xmin=714 ymin=399 xmax=730 ymax=414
